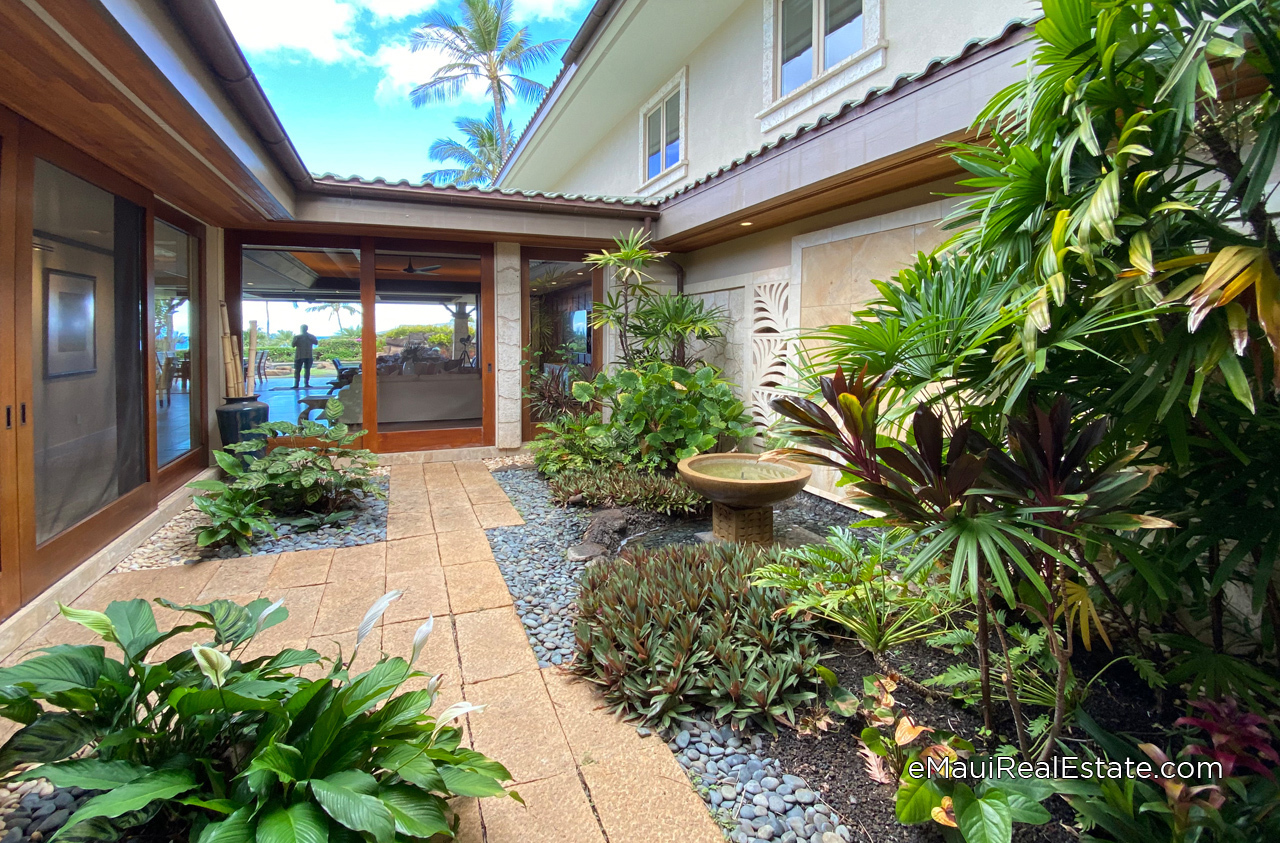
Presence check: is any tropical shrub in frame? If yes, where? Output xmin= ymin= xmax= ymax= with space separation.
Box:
xmin=211 ymin=400 xmax=382 ymax=515
xmin=573 ymin=362 xmax=753 ymax=470
xmin=769 ymin=371 xmax=1172 ymax=760
xmin=190 ymin=484 xmax=276 ymax=554
xmin=0 ymin=595 xmax=516 ymax=842
xmin=585 ymin=230 xmax=728 ymax=367
xmin=529 ymin=411 xmax=635 ymax=476
xmin=546 ymin=465 xmax=706 ymax=516
xmin=1055 ymin=707 xmax=1280 ymax=843
xmin=314 ymin=337 xmax=364 ymax=362
xmin=573 ymin=543 xmax=822 ymax=732
xmin=754 ymin=528 xmax=963 ymax=661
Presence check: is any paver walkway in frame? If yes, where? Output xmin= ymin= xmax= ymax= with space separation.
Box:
xmin=3 ymin=461 xmax=722 ymax=843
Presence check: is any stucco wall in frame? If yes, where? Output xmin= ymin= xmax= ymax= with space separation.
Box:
xmin=532 ymin=0 xmax=1035 ymax=199
xmin=675 ymin=187 xmax=958 ymax=499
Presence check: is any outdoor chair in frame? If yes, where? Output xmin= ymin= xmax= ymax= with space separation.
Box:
xmin=327 ymin=357 xmax=360 ymax=394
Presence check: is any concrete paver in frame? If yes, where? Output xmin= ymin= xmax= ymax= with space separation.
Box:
xmin=2 ymin=461 xmax=716 ymax=843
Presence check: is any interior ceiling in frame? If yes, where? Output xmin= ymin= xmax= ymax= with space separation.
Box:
xmin=529 ymin=260 xmax=592 ymax=294
xmin=242 ymin=247 xmax=482 ymax=303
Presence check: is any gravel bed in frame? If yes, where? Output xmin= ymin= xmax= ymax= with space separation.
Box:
xmin=487 ymin=468 xmax=591 ymax=667
xmin=664 ymin=718 xmax=852 ymax=843
xmin=0 ymin=772 xmax=94 ymax=843
xmin=484 ymin=452 xmax=534 ymax=471
xmin=114 ymin=474 xmax=389 ymax=573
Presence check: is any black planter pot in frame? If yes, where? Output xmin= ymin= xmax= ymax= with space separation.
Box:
xmin=215 ymin=395 xmax=270 ymax=459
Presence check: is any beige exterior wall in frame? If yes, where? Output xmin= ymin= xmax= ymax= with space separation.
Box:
xmin=671 ymin=183 xmax=957 ymax=495
xmin=511 ymin=0 xmax=1035 ymax=200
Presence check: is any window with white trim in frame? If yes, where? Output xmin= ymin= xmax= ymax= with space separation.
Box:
xmin=779 ymin=0 xmax=864 ymax=97
xmin=638 ymin=69 xmax=687 ymax=190
xmin=645 ymin=90 xmax=680 ymax=181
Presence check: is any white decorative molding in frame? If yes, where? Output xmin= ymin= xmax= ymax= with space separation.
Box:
xmin=749 ymin=277 xmax=793 ymax=429
xmin=759 ymin=0 xmax=886 ymax=133
xmin=636 ymin=66 xmax=688 ymax=193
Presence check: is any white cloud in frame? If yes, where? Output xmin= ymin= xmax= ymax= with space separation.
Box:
xmin=509 ymin=0 xmax=590 ymax=22
xmin=372 ymin=40 xmax=489 ymax=106
xmin=356 ymin=0 xmax=438 ymax=22
xmin=216 ymin=0 xmax=364 ymax=62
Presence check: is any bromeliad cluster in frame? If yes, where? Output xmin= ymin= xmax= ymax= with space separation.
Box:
xmin=0 ymin=594 xmax=515 ymax=842
xmin=572 ymin=543 xmax=822 ymax=733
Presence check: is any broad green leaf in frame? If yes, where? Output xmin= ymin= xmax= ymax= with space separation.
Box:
xmin=378 ymin=785 xmax=450 ymax=839
xmin=438 ymin=766 xmax=507 ymax=798
xmin=57 ymin=605 xmax=117 ymax=642
xmin=953 ymin=785 xmax=1013 ymax=843
xmin=256 ymin=803 xmax=328 ymax=843
xmin=104 ymin=600 xmax=161 ymax=659
xmin=18 ymin=758 xmax=151 ymax=790
xmin=0 ymin=645 xmax=105 ymax=693
xmin=376 ymin=744 xmax=446 ymax=792
xmin=54 ymin=769 xmax=197 ymax=840
xmin=895 ymin=774 xmax=945 ymax=825
xmin=0 ymin=713 xmax=100 ymax=771
xmin=310 ymin=776 xmax=395 ymax=843
xmin=195 ymin=807 xmax=256 ymax=843
xmin=248 ymin=743 xmax=305 ymax=784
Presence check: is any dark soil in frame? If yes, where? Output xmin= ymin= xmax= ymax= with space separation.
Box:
xmin=765 ymin=638 xmax=1093 ymax=843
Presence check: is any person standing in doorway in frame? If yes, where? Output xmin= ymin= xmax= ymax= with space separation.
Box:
xmin=292 ymin=324 xmax=319 ymax=389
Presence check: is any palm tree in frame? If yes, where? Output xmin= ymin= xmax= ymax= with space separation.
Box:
xmin=424 ymin=110 xmax=512 ymax=187
xmin=305 ymin=302 xmax=361 ymax=331
xmin=408 ymin=0 xmax=563 ymax=153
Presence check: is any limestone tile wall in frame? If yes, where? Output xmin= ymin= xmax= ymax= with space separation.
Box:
xmin=494 ymin=242 xmax=522 ymax=449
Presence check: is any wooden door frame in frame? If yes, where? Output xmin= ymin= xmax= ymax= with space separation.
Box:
xmin=154 ymin=204 xmax=210 ymax=498
xmin=14 ymin=120 xmax=158 ymax=602
xmin=0 ymin=105 xmax=22 ymax=618
xmin=226 ymin=231 xmax=496 ymax=454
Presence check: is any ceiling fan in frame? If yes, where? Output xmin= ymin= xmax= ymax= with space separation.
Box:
xmin=402 ymin=257 xmax=443 ymax=275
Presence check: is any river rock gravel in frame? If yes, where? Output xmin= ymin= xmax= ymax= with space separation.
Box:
xmin=487 ymin=468 xmax=591 ymax=667
xmin=114 ymin=473 xmax=389 ymax=573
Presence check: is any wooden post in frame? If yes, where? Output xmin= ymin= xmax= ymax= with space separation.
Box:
xmin=219 ymin=300 xmax=242 ymax=398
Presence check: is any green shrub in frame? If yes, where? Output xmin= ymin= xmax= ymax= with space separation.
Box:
xmin=0 ymin=595 xmax=516 ymax=842
xmin=573 ymin=543 xmax=822 ymax=732
xmin=314 ymin=337 xmax=364 ymax=362
xmin=572 ymin=362 xmax=753 ymax=470
xmin=529 ymin=412 xmax=635 ymax=476
xmin=190 ymin=484 xmax=276 ymax=553
xmin=547 ymin=466 xmax=706 ymax=516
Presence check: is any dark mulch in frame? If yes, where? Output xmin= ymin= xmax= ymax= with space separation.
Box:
xmin=765 ymin=639 xmax=1095 ymax=843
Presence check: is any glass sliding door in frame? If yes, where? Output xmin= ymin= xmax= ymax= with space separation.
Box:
xmin=153 ymin=219 xmax=200 ymax=465
xmin=371 ymin=249 xmax=482 ymax=433
xmin=239 ymin=244 xmax=361 ymax=425
xmin=30 ymin=158 xmax=146 ymax=545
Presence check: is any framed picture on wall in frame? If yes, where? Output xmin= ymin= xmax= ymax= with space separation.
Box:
xmin=44 ymin=269 xmax=97 ymax=378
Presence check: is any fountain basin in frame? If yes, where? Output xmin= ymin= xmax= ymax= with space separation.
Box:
xmin=677 ymin=454 xmax=812 ymax=508
xmin=677 ymin=454 xmax=811 ymax=545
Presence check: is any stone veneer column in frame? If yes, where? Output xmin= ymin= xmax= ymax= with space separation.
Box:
xmin=493 ymin=242 xmax=522 ymax=449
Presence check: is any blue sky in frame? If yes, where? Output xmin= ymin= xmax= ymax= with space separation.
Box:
xmin=213 ymin=0 xmax=591 ymax=183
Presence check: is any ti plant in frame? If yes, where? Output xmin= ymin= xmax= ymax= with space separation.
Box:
xmin=769 ymin=371 xmax=1173 ymax=761
xmin=0 ymin=594 xmax=517 ymax=842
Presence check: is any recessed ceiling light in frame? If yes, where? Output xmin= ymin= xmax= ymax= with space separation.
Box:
xmin=740 ymin=221 xmax=753 ymax=226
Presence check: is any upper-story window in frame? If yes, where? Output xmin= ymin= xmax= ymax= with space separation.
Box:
xmin=646 ymin=90 xmax=681 ymax=180
xmin=761 ymin=0 xmax=884 ymax=132
xmin=780 ymin=0 xmax=863 ymax=96
xmin=638 ymin=68 xmax=688 ymax=193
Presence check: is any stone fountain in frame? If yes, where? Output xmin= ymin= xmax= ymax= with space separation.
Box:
xmin=676 ymin=453 xmax=812 ymax=545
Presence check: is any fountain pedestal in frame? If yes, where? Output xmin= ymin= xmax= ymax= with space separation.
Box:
xmin=711 ymin=502 xmax=774 ymax=545
xmin=677 ymin=454 xmax=812 ymax=546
